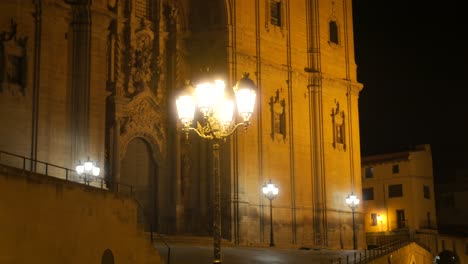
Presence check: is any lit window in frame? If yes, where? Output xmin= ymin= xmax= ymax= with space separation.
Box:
xmin=371 ymin=213 xmax=378 ymax=226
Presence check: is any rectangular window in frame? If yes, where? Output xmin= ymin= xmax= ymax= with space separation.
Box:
xmin=427 ymin=212 xmax=431 ymax=227
xmin=388 ymin=184 xmax=403 ymax=198
xmin=371 ymin=213 xmax=377 ymax=226
xmin=335 ymin=124 xmax=344 ymax=144
xmin=396 ymin=209 xmax=406 ymax=228
xmin=423 ymin=185 xmax=430 ymax=199
xmin=329 ymin=21 xmax=338 ymax=44
xmin=392 ymin=164 xmax=399 ymax=174
xmin=270 ymin=0 xmax=282 ymax=26
xmin=135 ymin=0 xmax=150 ymax=19
xmin=365 ymin=167 xmax=374 ymax=178
xmin=362 ymin=187 xmax=374 ymax=201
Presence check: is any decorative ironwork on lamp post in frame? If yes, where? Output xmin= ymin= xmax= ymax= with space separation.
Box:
xmin=345 ymin=193 xmax=360 ymax=250
xmin=262 ymin=179 xmax=279 ymax=247
xmin=175 ymin=73 xmax=257 ymax=264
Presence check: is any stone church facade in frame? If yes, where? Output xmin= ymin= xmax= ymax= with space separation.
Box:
xmin=0 ymin=0 xmax=364 ymax=249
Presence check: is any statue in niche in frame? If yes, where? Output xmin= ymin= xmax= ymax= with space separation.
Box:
xmin=128 ymin=18 xmax=154 ymax=96
xmin=0 ymin=19 xmax=28 ymax=96
xmin=269 ymin=89 xmax=286 ymax=141
xmin=331 ymin=100 xmax=346 ymax=150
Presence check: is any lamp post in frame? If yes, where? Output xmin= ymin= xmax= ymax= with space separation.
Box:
xmin=175 ymin=73 xmax=257 ymax=264
xmin=345 ymin=193 xmax=360 ymax=250
xmin=75 ymin=157 xmax=101 ymax=185
xmin=262 ymin=179 xmax=279 ymax=247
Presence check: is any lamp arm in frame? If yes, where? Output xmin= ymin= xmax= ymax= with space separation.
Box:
xmin=182 ymin=120 xmax=250 ymax=140
xmin=222 ymin=121 xmax=249 ymax=138
xmin=186 ymin=126 xmax=214 ymax=140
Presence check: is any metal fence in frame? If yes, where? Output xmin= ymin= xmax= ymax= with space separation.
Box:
xmin=330 ymin=239 xmax=410 ymax=264
xmin=0 ymin=150 xmax=134 ymax=192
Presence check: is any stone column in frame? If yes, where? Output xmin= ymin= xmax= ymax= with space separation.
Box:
xmin=306 ymin=0 xmax=327 ymax=247
xmin=70 ymin=2 xmax=91 ymax=163
xmin=112 ymin=117 xmax=121 ymax=189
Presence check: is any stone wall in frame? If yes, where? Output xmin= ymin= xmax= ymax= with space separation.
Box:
xmin=0 ymin=164 xmax=163 ymax=264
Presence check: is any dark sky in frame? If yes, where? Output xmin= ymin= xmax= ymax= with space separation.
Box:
xmin=352 ymin=1 xmax=468 ymax=181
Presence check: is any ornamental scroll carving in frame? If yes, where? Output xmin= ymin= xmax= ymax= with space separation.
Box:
xmin=120 ymin=94 xmax=167 ymax=160
xmin=120 ymin=98 xmax=166 ymax=141
xmin=0 ymin=19 xmax=28 ymax=96
xmin=331 ymin=100 xmax=346 ymax=151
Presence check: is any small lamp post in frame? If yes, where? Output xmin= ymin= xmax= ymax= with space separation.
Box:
xmin=175 ymin=73 xmax=257 ymax=264
xmin=345 ymin=193 xmax=359 ymax=250
xmin=262 ymin=179 xmax=279 ymax=247
xmin=76 ymin=157 xmax=101 ymax=185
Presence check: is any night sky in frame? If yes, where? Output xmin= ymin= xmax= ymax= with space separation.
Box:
xmin=352 ymin=1 xmax=468 ymax=182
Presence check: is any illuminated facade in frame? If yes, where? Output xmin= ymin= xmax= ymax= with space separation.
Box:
xmin=0 ymin=0 xmax=363 ymax=249
xmin=360 ymin=144 xmax=437 ymax=237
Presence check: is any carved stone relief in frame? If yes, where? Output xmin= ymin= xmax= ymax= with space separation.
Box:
xmin=120 ymin=97 xmax=164 ymax=137
xmin=127 ymin=18 xmax=154 ymax=97
xmin=0 ymin=19 xmax=28 ymax=96
xmin=269 ymin=89 xmax=286 ymax=141
xmin=119 ymin=95 xmax=166 ymax=159
xmin=331 ymin=100 xmax=346 ymax=151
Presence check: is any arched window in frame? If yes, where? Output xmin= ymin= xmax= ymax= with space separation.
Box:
xmin=101 ymin=249 xmax=114 ymax=264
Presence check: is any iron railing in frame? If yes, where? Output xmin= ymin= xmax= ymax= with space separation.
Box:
xmin=330 ymin=239 xmax=410 ymax=264
xmin=0 ymin=150 xmax=134 ymax=192
xmin=134 ymin=199 xmax=171 ymax=264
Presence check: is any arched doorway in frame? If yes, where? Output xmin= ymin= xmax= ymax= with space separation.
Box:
xmin=121 ymin=137 xmax=158 ymax=231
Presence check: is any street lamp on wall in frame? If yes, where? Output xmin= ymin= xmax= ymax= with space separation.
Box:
xmin=175 ymin=73 xmax=257 ymax=264
xmin=75 ymin=157 xmax=101 ymax=185
xmin=262 ymin=179 xmax=279 ymax=247
xmin=345 ymin=193 xmax=360 ymax=250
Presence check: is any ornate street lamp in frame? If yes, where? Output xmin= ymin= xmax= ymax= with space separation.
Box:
xmin=175 ymin=73 xmax=257 ymax=264
xmin=75 ymin=157 xmax=101 ymax=185
xmin=345 ymin=193 xmax=360 ymax=250
xmin=262 ymin=179 xmax=279 ymax=247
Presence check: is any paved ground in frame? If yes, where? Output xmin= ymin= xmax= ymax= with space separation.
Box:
xmin=154 ymin=236 xmax=362 ymax=264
